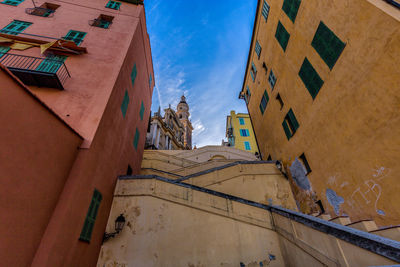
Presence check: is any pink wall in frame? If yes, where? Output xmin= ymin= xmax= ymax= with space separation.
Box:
xmin=0 ymin=66 xmax=83 ymax=267
xmin=0 ymin=1 xmax=154 ymax=266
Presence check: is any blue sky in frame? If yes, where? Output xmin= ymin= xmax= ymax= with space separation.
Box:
xmin=146 ymin=0 xmax=257 ymax=147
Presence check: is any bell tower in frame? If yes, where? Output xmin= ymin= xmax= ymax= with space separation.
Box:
xmin=176 ymin=95 xmax=193 ymax=149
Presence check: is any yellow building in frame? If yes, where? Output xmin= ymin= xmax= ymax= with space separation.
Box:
xmin=225 ymin=111 xmax=259 ymax=154
xmin=240 ymin=0 xmax=400 ymax=226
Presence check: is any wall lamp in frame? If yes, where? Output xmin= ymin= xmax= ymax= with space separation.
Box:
xmin=103 ymin=214 xmax=126 ymax=243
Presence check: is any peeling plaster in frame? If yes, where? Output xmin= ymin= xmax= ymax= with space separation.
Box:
xmin=326 ymin=189 xmax=344 ymax=215
xmin=289 ymin=158 xmax=311 ymax=190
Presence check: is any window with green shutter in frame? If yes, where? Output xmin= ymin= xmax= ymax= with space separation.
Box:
xmin=36 ymin=55 xmax=67 ymax=73
xmin=282 ymin=108 xmax=299 ymax=140
xmin=63 ymin=30 xmax=86 ymax=45
xmin=139 ymin=101 xmax=145 ymax=120
xmin=244 ymin=141 xmax=251 ymax=151
xmin=282 ymin=0 xmax=301 ymax=23
xmin=261 ymin=0 xmax=270 ymax=22
xmin=79 ymin=189 xmax=102 ymax=242
xmin=1 ymin=0 xmax=24 ymax=6
xmin=0 ymin=20 xmax=32 ymax=35
xmin=240 ymin=129 xmax=250 ymax=137
xmin=244 ymin=86 xmax=251 ymax=104
xmin=121 ymin=90 xmax=129 ymax=118
xmin=298 ymin=57 xmax=324 ymax=99
xmin=311 ymin=21 xmax=346 ymax=69
xmin=268 ymin=69 xmax=277 ymax=89
xmin=250 ymin=62 xmax=257 ymax=82
xmin=133 ymin=128 xmax=139 ymax=149
xmin=259 ymin=90 xmax=269 ymax=115
xmin=0 ymin=46 xmax=10 ymax=57
xmin=255 ymin=40 xmax=262 ymax=59
xmin=131 ymin=64 xmax=137 ymax=86
xmin=275 ymin=21 xmax=290 ymax=51
xmin=239 ymin=118 xmax=245 ymax=125
xmin=105 ymin=0 xmax=121 ymax=10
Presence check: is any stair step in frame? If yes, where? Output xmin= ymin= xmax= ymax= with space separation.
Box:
xmin=329 ymin=216 xmax=351 ymax=225
xmin=370 ymin=225 xmax=400 ymax=242
xmin=346 ymin=219 xmax=378 ymax=232
xmin=317 ymin=214 xmax=331 ymax=220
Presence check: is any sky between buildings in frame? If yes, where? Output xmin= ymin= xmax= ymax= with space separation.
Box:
xmin=146 ymin=0 xmax=257 ymax=147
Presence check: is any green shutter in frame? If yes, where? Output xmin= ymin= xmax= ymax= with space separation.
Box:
xmin=2 ymin=0 xmax=25 ymax=6
xmin=36 ymin=55 xmax=67 ymax=73
xmin=311 ymin=21 xmax=346 ymax=69
xmin=245 ymin=129 xmax=250 ymax=136
xmin=255 ymin=40 xmax=262 ymax=58
xmin=131 ymin=64 xmax=137 ymax=86
xmin=282 ymin=120 xmax=292 ymax=140
xmin=133 ymin=128 xmax=140 ymax=149
xmin=139 ymin=101 xmax=145 ymax=120
xmin=275 ymin=21 xmax=290 ymax=51
xmin=121 ymin=90 xmax=129 ymax=118
xmin=261 ymin=0 xmax=270 ymax=21
xmin=0 ymin=46 xmax=10 ymax=57
xmin=106 ymin=0 xmax=121 ymax=10
xmin=0 ymin=20 xmax=32 ymax=35
xmin=79 ymin=189 xmax=102 ymax=242
xmin=298 ymin=57 xmax=324 ymax=99
xmin=63 ymin=30 xmax=86 ymax=45
xmin=287 ymin=108 xmax=299 ymax=131
xmin=282 ymin=0 xmax=301 ymax=23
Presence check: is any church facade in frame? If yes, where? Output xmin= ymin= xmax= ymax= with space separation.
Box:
xmin=145 ymin=95 xmax=193 ymax=150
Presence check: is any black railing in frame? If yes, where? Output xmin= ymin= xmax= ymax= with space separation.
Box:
xmin=25 ymin=7 xmax=55 ymax=17
xmin=384 ymin=0 xmax=400 ymax=8
xmin=0 ymin=53 xmax=70 ymax=90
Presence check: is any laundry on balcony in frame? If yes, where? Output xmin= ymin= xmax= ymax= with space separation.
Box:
xmin=0 ymin=53 xmax=70 ymax=90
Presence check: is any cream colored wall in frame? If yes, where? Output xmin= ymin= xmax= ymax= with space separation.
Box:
xmin=242 ymin=0 xmax=400 ymax=226
xmin=97 ymin=179 xmax=285 ymax=267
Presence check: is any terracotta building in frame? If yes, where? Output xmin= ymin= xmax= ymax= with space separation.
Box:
xmin=145 ymin=95 xmax=193 ymax=150
xmin=240 ymin=0 xmax=400 ymax=226
xmin=223 ymin=110 xmax=259 ymax=154
xmin=0 ymin=0 xmax=154 ymax=266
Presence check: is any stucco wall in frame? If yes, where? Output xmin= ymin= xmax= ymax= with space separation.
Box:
xmin=242 ymin=0 xmax=400 ymax=226
xmin=0 ymin=67 xmax=83 ymax=267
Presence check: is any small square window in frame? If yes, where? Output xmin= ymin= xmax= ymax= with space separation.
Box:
xmin=1 ymin=0 xmax=24 ymax=6
xmin=276 ymin=93 xmax=284 ymax=110
xmin=244 ymin=141 xmax=251 ymax=151
xmin=106 ymin=0 xmax=121 ymax=10
xmin=255 ymin=40 xmax=262 ymax=59
xmin=239 ymin=118 xmax=245 ymax=125
xmin=268 ymin=70 xmax=277 ymax=89
xmin=261 ymin=0 xmax=270 ymax=22
xmin=282 ymin=108 xmax=299 ymax=140
xmin=91 ymin=14 xmax=114 ymax=29
xmin=63 ymin=30 xmax=86 ymax=45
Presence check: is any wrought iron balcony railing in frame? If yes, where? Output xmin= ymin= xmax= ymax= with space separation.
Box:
xmin=0 ymin=53 xmax=70 ymax=90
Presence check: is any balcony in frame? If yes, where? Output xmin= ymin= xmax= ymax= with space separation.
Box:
xmin=0 ymin=53 xmax=70 ymax=90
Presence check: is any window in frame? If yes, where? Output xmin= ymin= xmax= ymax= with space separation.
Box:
xmin=311 ymin=21 xmax=346 ymax=69
xmin=36 ymin=55 xmax=67 ymax=73
xmin=106 ymin=0 xmax=121 ymax=10
xmin=139 ymin=101 xmax=145 ymax=120
xmin=275 ymin=21 xmax=290 ymax=51
xmin=1 ymin=0 xmax=24 ymax=6
xmin=91 ymin=14 xmax=114 ymax=29
xmin=282 ymin=0 xmax=301 ymax=22
xmin=250 ymin=62 xmax=257 ymax=82
xmin=121 ymin=90 xmax=129 ymax=118
xmin=282 ymin=108 xmax=299 ymax=140
xmin=244 ymin=86 xmax=251 ymax=104
xmin=255 ymin=40 xmax=262 ymax=59
xmin=29 ymin=3 xmax=60 ymax=17
xmin=0 ymin=46 xmax=10 ymax=57
xmin=149 ymin=73 xmax=152 ymax=88
xmin=262 ymin=62 xmax=268 ymax=73
xmin=79 ymin=189 xmax=102 ymax=242
xmin=0 ymin=20 xmax=31 ymax=35
xmin=239 ymin=118 xmax=245 ymax=125
xmin=126 ymin=165 xmax=132 ymax=175
xmin=63 ymin=30 xmax=86 ymax=45
xmin=261 ymin=0 xmax=270 ymax=22
xmin=240 ymin=129 xmax=250 ymax=137
xmin=299 ymin=153 xmax=312 ymax=174
xmin=298 ymin=57 xmax=324 ymax=99
xmin=259 ymin=90 xmax=269 ymax=114
xmin=276 ymin=93 xmax=284 ymax=109
xmin=131 ymin=64 xmax=137 ymax=86
xmin=268 ymin=69 xmax=277 ymax=89
xmin=133 ymin=128 xmax=140 ymax=149
xmin=244 ymin=141 xmax=251 ymax=151
xmin=267 ymin=155 xmax=272 ymax=161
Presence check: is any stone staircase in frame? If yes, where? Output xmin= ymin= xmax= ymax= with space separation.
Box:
xmin=97 ymin=146 xmax=400 ymax=266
